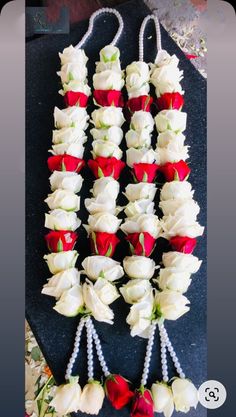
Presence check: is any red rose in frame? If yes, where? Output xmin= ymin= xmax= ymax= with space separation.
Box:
xmin=105 ymin=374 xmax=134 ymax=410
xmin=88 ymin=156 xmax=125 ymax=179
xmin=160 ymin=160 xmax=190 ymax=181
xmin=90 ymin=231 xmax=120 ymax=257
xmin=45 ymin=230 xmax=78 ymax=252
xmin=127 ymin=95 xmax=153 ymax=113
xmin=157 ymin=92 xmax=184 ymax=110
xmin=133 ymin=163 xmax=160 ymax=183
xmin=94 ymin=90 xmax=124 ymax=107
xmin=47 ymin=155 xmax=85 ymax=173
xmin=131 ymin=389 xmax=154 ymax=417
xmin=126 ymin=232 xmax=156 ymax=257
xmin=64 ymin=91 xmax=88 ymax=107
xmin=170 ymin=236 xmax=197 ymax=254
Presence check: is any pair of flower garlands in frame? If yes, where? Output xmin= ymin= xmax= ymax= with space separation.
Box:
xmin=40 ymin=9 xmax=204 ymax=417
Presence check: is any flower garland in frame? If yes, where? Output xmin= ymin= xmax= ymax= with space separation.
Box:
xmin=120 ymin=15 xmax=204 ymax=417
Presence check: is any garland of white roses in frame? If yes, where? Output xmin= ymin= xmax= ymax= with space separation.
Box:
xmin=120 ymin=15 xmax=203 ymax=417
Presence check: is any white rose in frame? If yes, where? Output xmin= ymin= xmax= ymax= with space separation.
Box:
xmin=52 ymin=126 xmax=86 ymax=144
xmin=158 ymin=268 xmax=192 ymax=293
xmin=85 ymin=212 xmax=122 ymax=234
xmin=124 ymin=199 xmax=155 ymax=217
xmin=123 ymin=256 xmax=156 ymax=279
xmin=49 ymin=377 xmax=81 ymax=415
xmin=157 ymin=146 xmax=189 ymax=164
xmin=155 ymin=289 xmax=190 ymax=320
xmin=49 ymin=143 xmax=85 ymax=158
xmin=57 ymin=62 xmax=87 ymax=84
xmin=96 ymin=60 xmax=122 ymax=73
xmin=155 ymin=110 xmax=187 ymax=133
xmin=128 ymin=84 xmax=150 ymax=99
xmin=121 ymin=214 xmax=162 ymax=239
xmin=151 ymin=66 xmax=183 ymax=97
xmin=60 ymin=80 xmax=91 ymax=96
xmin=162 ymin=252 xmax=202 ymax=274
xmin=160 ymin=181 xmax=194 ymax=201
xmin=54 ymin=106 xmax=89 ymax=129
xmin=157 ymin=131 xmax=185 ymax=148
xmin=92 ymin=140 xmax=122 ymax=159
xmin=172 ymin=378 xmax=198 ymax=412
xmin=126 ymin=73 xmax=150 ymax=93
xmin=80 ymin=382 xmax=105 ymax=415
xmin=154 ymin=50 xmax=179 ymax=67
xmin=93 ymin=277 xmax=120 ymax=304
xmin=126 ymin=129 xmax=151 ymax=148
xmin=130 ymin=110 xmax=154 ymax=133
xmin=81 ymin=256 xmax=124 ymax=282
xmin=160 ymin=215 xmax=204 ymax=238
xmin=90 ymin=126 xmax=123 ymax=145
xmin=91 ymin=107 xmax=125 ymax=128
xmin=126 ymin=148 xmax=160 ymax=167
xmin=42 ymin=268 xmax=80 ymax=298
xmin=45 ymin=189 xmax=80 ymax=211
xmin=93 ymin=70 xmax=124 ymax=90
xmin=126 ymin=293 xmax=154 ymax=338
xmin=85 ymin=194 xmax=117 ymax=215
xmin=159 ymin=199 xmax=200 ymax=218
xmin=83 ymin=280 xmax=114 ymax=324
xmin=126 ymin=61 xmax=150 ymax=78
xmin=100 ymin=45 xmax=120 ymax=62
xmin=120 ymin=279 xmax=152 ymax=304
xmin=151 ymin=382 xmax=174 ymax=417
xmin=59 ymin=45 xmax=88 ymax=65
xmin=44 ymin=250 xmax=78 ymax=274
xmin=92 ymin=177 xmax=120 ymax=200
xmin=49 ymin=171 xmax=83 ymax=193
xmin=45 ymin=209 xmax=81 ymax=231
xmin=124 ymin=183 xmax=157 ymax=202
xmin=54 ymin=284 xmax=84 ymax=317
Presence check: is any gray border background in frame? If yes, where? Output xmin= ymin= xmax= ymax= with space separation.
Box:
xmin=0 ymin=1 xmax=236 ymax=416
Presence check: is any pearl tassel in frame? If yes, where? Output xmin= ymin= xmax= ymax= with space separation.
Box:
xmin=65 ymin=317 xmax=86 ymax=380
xmin=139 ymin=14 xmax=162 ymax=62
xmin=158 ymin=323 xmax=169 ymax=382
xmin=90 ymin=321 xmax=110 ymax=377
xmin=86 ymin=317 xmax=94 ymax=381
xmin=161 ymin=325 xmax=185 ymax=379
xmin=140 ymin=323 xmax=156 ymax=387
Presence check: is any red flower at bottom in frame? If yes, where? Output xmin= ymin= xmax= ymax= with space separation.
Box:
xmin=133 ymin=163 xmax=160 ymax=183
xmin=64 ymin=91 xmax=88 ymax=107
xmin=126 ymin=232 xmax=156 ymax=256
xmin=88 ymin=156 xmax=125 ymax=179
xmin=160 ymin=160 xmax=190 ymax=181
xmin=47 ymin=154 xmax=85 ymax=173
xmin=90 ymin=231 xmax=119 ymax=257
xmin=94 ymin=90 xmax=124 ymax=107
xmin=45 ymin=230 xmax=78 ymax=252
xmin=157 ymin=92 xmax=184 ymax=110
xmin=131 ymin=388 xmax=154 ymax=417
xmin=170 ymin=236 xmax=197 ymax=254
xmin=105 ymin=374 xmax=134 ymax=410
xmin=127 ymin=95 xmax=153 ymax=113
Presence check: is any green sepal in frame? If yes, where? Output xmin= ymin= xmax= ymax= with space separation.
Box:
xmin=138 ymin=233 xmax=145 ymax=256
xmin=98 ymin=167 xmax=104 ymax=178
xmin=57 ymin=238 xmax=63 ymax=252
xmin=142 ymin=172 xmax=148 ymax=182
xmin=105 ymin=243 xmax=113 ymax=257
xmin=174 ymin=169 xmax=180 ymax=181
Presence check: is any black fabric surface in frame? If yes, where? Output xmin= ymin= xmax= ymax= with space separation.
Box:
xmin=26 ymin=1 xmax=207 ymax=416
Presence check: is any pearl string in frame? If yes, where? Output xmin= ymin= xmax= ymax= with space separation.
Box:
xmin=76 ymin=7 xmax=124 ymax=49
xmin=160 ymin=324 xmax=185 ymax=379
xmin=158 ymin=323 xmax=169 ymax=382
xmin=139 ymin=14 xmax=162 ymax=62
xmin=90 ymin=321 xmax=110 ymax=377
xmin=86 ymin=317 xmax=94 ymax=381
xmin=140 ymin=323 xmax=156 ymax=387
xmin=65 ymin=317 xmax=86 ymax=380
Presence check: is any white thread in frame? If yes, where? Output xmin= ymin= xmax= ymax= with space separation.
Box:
xmin=65 ymin=317 xmax=86 ymax=380
xmin=86 ymin=317 xmax=94 ymax=381
xmin=76 ymin=8 xmax=124 ymax=49
xmin=139 ymin=14 xmax=162 ymax=61
xmin=140 ymin=323 xmax=156 ymax=387
xmin=90 ymin=321 xmax=110 ymax=377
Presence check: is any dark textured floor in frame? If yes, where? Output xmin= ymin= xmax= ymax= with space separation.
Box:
xmin=26 ymin=1 xmax=207 ymax=416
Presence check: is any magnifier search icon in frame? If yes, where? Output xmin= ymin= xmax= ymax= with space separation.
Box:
xmin=209 ymin=391 xmax=216 ymax=399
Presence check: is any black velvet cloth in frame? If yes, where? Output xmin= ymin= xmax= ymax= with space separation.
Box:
xmin=26 ymin=1 xmax=207 ymax=416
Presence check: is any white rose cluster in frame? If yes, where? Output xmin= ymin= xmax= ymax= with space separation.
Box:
xmin=57 ymin=45 xmax=91 ymax=98
xmin=91 ymin=45 xmax=125 ymax=161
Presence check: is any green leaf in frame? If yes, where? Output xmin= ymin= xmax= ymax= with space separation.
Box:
xmin=99 ymin=270 xmax=105 ymax=279
xmin=68 ymin=71 xmax=74 ymax=81
xmin=57 ymin=238 xmax=63 ymax=252
xmin=31 ymin=346 xmax=41 ymax=361
xmin=142 ymin=172 xmax=148 ymax=182
xmin=98 ymin=167 xmax=104 ymax=178
xmin=61 ymin=161 xmax=66 ymax=172
xmin=105 ymin=243 xmax=112 ymax=257
xmin=174 ymin=169 xmax=180 ymax=181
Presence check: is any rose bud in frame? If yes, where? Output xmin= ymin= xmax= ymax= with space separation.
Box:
xmin=126 ymin=232 xmax=156 ymax=257
xmin=94 ymin=90 xmax=124 ymax=107
xmin=88 ymin=156 xmax=125 ymax=180
xmin=90 ymin=231 xmax=120 ymax=257
xmin=105 ymin=374 xmax=134 ymax=409
xmin=64 ymin=91 xmax=88 ymax=107
xmin=127 ymin=95 xmax=153 ymax=113
xmin=160 ymin=160 xmax=190 ymax=181
xmin=131 ymin=388 xmax=154 ymax=417
xmin=47 ymin=154 xmax=85 ymax=173
xmin=45 ymin=230 xmax=78 ymax=252
xmin=133 ymin=163 xmax=160 ymax=183
xmin=157 ymin=92 xmax=184 ymax=111
xmin=170 ymin=236 xmax=197 ymax=254
xmin=49 ymin=377 xmax=81 ymax=415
